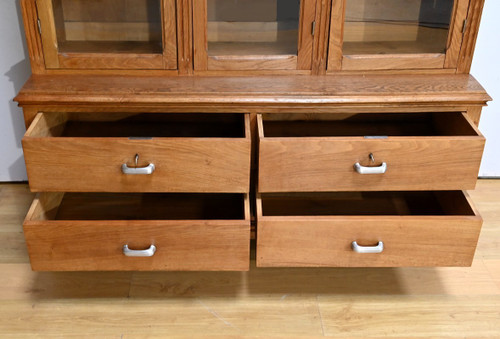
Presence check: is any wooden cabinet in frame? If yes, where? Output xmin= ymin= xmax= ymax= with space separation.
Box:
xmin=22 ymin=0 xmax=485 ymax=74
xmin=15 ymin=0 xmax=490 ymax=271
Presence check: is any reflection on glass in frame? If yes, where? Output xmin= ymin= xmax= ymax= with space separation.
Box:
xmin=344 ymin=0 xmax=453 ymax=55
xmin=52 ymin=0 xmax=162 ymax=54
xmin=207 ymin=0 xmax=301 ymax=56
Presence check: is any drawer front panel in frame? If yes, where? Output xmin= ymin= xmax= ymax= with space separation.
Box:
xmin=257 ymin=217 xmax=482 ymax=267
xmin=24 ymin=220 xmax=250 ymax=271
xmin=23 ymin=138 xmax=250 ymax=192
xmin=259 ymin=137 xmax=484 ymax=192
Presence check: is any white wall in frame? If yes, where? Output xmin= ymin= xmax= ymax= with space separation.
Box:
xmin=0 ymin=1 xmax=31 ymax=181
xmin=471 ymin=0 xmax=500 ymax=177
xmin=0 ymin=1 xmax=498 ymax=181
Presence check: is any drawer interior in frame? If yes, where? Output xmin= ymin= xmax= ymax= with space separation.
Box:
xmin=260 ymin=191 xmax=476 ymax=216
xmin=260 ymin=112 xmax=479 ymax=137
xmin=30 ymin=193 xmax=247 ymax=221
xmin=27 ymin=113 xmax=247 ymax=138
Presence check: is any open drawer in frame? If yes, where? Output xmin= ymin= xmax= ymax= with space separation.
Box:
xmin=24 ymin=192 xmax=250 ymax=271
xmin=257 ymin=191 xmax=482 ymax=267
xmin=22 ymin=113 xmax=251 ymax=192
xmin=258 ymin=112 xmax=485 ymax=192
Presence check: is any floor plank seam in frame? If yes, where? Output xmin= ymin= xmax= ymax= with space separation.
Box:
xmin=316 ymin=295 xmax=326 ymax=336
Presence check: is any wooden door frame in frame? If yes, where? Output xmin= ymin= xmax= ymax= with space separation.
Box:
xmin=327 ymin=0 xmax=470 ymax=72
xmin=35 ymin=0 xmax=177 ymax=70
xmin=193 ymin=0 xmax=318 ymax=72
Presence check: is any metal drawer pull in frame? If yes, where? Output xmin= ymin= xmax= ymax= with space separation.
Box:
xmin=122 ymin=154 xmax=155 ymax=175
xmin=352 ymin=241 xmax=384 ymax=254
xmin=123 ymin=244 xmax=157 ymax=257
xmin=354 ymin=162 xmax=387 ymax=174
xmin=121 ymin=163 xmax=155 ymax=175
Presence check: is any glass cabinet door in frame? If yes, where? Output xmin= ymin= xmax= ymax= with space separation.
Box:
xmin=193 ymin=0 xmax=317 ymax=71
xmin=36 ymin=0 xmax=177 ymax=69
xmin=328 ymin=0 xmax=470 ymax=71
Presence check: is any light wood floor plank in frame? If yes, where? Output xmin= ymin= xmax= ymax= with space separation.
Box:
xmin=317 ymin=295 xmax=500 ymax=338
xmin=0 ymin=184 xmax=34 ymax=232
xmin=0 ymin=297 xmax=323 ymax=337
xmin=0 ymin=264 xmax=132 ymax=300
xmin=0 ymin=232 xmax=29 ymax=263
xmin=130 ymin=256 xmax=498 ymax=298
xmin=483 ymin=259 xmax=500 ymax=290
xmin=477 ymin=228 xmax=500 ymax=259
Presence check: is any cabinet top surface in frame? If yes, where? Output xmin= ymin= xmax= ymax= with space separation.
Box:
xmin=15 ymin=74 xmax=491 ymax=107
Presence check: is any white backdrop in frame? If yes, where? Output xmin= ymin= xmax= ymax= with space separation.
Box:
xmin=471 ymin=0 xmax=500 ymax=177
xmin=0 ymin=1 xmax=498 ymax=181
xmin=0 ymin=1 xmax=31 ymax=181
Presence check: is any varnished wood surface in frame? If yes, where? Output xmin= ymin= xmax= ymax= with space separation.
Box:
xmin=258 ymin=113 xmax=485 ymax=192
xmin=14 ymin=74 xmax=491 ymax=107
xmin=23 ymin=113 xmax=251 ymax=193
xmin=0 ymin=180 xmax=499 ymax=336
xmin=256 ymin=191 xmax=482 ymax=267
xmin=24 ymin=193 xmax=250 ymax=271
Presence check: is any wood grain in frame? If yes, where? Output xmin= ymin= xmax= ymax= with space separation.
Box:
xmin=296 ymin=0 xmax=315 ymax=70
xmin=57 ymin=52 xmax=165 ymax=70
xmin=20 ymin=0 xmax=486 ymax=74
xmin=14 ymin=74 xmax=492 ymax=107
xmin=30 ymin=0 xmax=177 ymax=70
xmin=162 ymin=0 xmax=178 ymax=69
xmin=24 ymin=192 xmax=250 ymax=271
xmin=311 ymin=0 xmax=331 ymax=75
xmin=457 ymin=0 xmax=486 ymax=74
xmin=444 ymin=0 xmax=469 ymax=69
xmin=177 ymin=0 xmax=193 ymax=74
xmin=62 ymin=22 xmax=163 ymax=42
xmin=342 ymin=53 xmax=445 ymax=71
xmin=23 ymin=113 xmax=251 ymax=193
xmin=258 ymin=113 xmax=485 ymax=192
xmin=256 ymin=191 xmax=482 ymax=267
xmin=193 ymin=0 xmax=208 ymax=70
xmin=21 ymin=0 xmax=46 ymax=74
xmin=24 ymin=219 xmax=250 ymax=271
xmin=317 ymin=295 xmax=500 ymax=337
xmin=327 ymin=0 xmax=344 ymax=71
xmin=207 ymin=54 xmax=298 ymax=71
xmin=36 ymin=0 xmax=60 ymax=68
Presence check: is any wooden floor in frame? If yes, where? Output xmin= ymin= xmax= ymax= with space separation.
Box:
xmin=0 ymin=181 xmax=499 ymax=338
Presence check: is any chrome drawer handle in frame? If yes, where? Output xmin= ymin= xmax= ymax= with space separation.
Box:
xmin=123 ymin=244 xmax=157 ymax=257
xmin=121 ymin=163 xmax=155 ymax=175
xmin=352 ymin=241 xmax=384 ymax=254
xmin=122 ymin=154 xmax=155 ymax=175
xmin=354 ymin=162 xmax=387 ymax=174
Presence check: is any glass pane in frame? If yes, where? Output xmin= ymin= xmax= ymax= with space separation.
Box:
xmin=52 ymin=0 xmax=163 ymax=54
xmin=207 ymin=0 xmax=301 ymax=56
xmin=344 ymin=0 xmax=454 ymax=55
